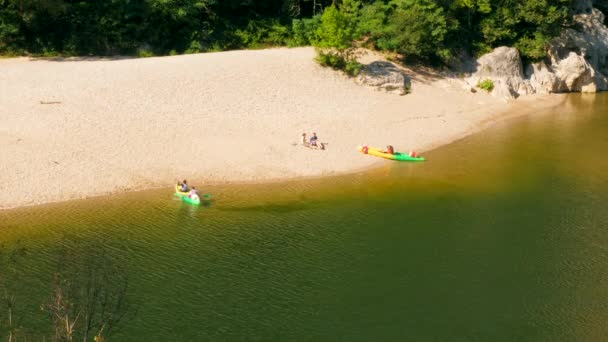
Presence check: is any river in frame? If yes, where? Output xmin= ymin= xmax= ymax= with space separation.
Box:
xmin=1 ymin=94 xmax=607 ymax=340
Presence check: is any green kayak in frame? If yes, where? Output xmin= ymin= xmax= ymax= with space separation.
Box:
xmin=174 ymin=184 xmax=206 ymax=206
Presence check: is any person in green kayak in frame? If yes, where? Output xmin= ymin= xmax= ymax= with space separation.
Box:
xmin=189 ymin=187 xmax=200 ymax=201
xmin=384 ymin=145 xmax=394 ymax=155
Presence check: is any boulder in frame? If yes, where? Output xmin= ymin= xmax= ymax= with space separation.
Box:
xmin=474 ymin=46 xmax=524 ymax=78
xmin=356 ymin=61 xmax=410 ymax=95
xmin=526 ymin=62 xmax=561 ymax=94
xmin=466 ymin=46 xmax=527 ymax=99
xmin=554 ymin=52 xmax=595 ymax=91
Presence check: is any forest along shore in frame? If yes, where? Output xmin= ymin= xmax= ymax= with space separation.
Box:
xmin=0 ymin=47 xmax=563 ymax=210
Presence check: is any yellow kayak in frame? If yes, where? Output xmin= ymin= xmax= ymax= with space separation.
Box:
xmin=357 ymin=146 xmax=425 ymax=162
xmin=175 ymin=184 xmax=190 ymax=197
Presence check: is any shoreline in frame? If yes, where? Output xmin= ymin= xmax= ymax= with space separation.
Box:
xmin=0 ymin=47 xmax=565 ymax=210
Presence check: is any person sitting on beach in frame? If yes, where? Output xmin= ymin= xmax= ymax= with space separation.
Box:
xmin=189 ymin=187 xmax=199 ymax=200
xmin=384 ymin=145 xmax=395 ymax=155
xmin=301 ymin=133 xmax=308 ymax=146
xmin=180 ymin=179 xmax=189 ymax=192
xmin=310 ymin=132 xmax=319 ymax=148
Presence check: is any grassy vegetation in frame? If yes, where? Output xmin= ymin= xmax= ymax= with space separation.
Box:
xmin=478 ymin=79 xmax=495 ymax=92
xmin=315 ymin=51 xmax=362 ymax=76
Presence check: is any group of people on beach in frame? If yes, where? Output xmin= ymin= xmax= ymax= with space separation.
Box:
xmin=301 ymin=132 xmax=325 ymax=150
xmin=177 ymin=179 xmax=200 ymax=201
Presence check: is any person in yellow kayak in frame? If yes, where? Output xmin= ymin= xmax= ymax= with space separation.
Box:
xmin=384 ymin=145 xmax=394 ymax=155
xmin=177 ymin=179 xmax=189 ymax=192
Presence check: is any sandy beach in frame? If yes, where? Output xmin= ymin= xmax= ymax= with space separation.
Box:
xmin=0 ymin=47 xmax=563 ymax=209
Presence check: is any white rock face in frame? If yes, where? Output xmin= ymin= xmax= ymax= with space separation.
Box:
xmin=526 ymin=62 xmax=560 ymax=94
xmin=466 ymin=47 xmax=529 ymax=99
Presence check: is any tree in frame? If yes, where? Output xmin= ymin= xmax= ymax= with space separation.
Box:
xmin=385 ymin=0 xmax=449 ymax=61
xmin=0 ymin=3 xmax=21 ymax=53
xmin=475 ymin=0 xmax=569 ymax=59
xmin=313 ymin=1 xmax=362 ymax=75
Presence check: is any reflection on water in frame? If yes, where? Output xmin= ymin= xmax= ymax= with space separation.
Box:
xmin=0 ymin=94 xmax=607 ymax=340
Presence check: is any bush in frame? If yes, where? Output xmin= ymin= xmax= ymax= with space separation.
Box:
xmin=316 ymin=51 xmax=346 ymax=69
xmin=478 ymin=79 xmax=495 ymax=92
xmin=137 ymin=49 xmax=155 ymax=58
xmin=266 ymin=22 xmax=291 ymax=46
xmin=356 ymin=2 xmax=390 ymax=47
xmin=185 ymin=40 xmax=202 ymax=54
xmin=315 ymin=51 xmax=362 ymax=77
xmin=232 ymin=19 xmax=291 ymax=49
xmin=384 ymin=0 xmax=449 ymax=61
xmin=290 ymin=16 xmax=321 ymax=47
xmin=345 ymin=59 xmax=363 ymax=76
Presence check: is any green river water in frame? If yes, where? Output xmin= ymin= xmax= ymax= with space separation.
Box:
xmin=1 ymin=94 xmax=608 ymax=341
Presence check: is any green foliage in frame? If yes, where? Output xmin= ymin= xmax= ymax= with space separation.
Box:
xmin=473 ymin=0 xmax=570 ymax=60
xmin=345 ymin=59 xmax=363 ymax=76
xmin=316 ymin=51 xmax=346 ymax=69
xmin=137 ymin=49 xmax=155 ymax=58
xmin=290 ymin=15 xmax=321 ymax=47
xmin=478 ymin=79 xmax=495 ymax=92
xmin=315 ymin=51 xmax=362 ymax=76
xmin=355 ymin=0 xmax=570 ymax=62
xmin=356 ymin=1 xmax=390 ymax=43
xmin=313 ymin=1 xmax=363 ymax=75
xmin=232 ymin=19 xmax=291 ymax=49
xmin=315 ymin=5 xmax=351 ymax=50
xmin=0 ymin=0 xmax=573 ymax=63
xmin=386 ymin=0 xmax=450 ymax=61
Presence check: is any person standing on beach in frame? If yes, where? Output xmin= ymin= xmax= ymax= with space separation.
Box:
xmin=301 ymin=133 xmax=308 ymax=146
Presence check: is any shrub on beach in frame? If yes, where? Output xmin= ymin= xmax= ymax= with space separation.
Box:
xmin=315 ymin=51 xmax=362 ymax=76
xmin=478 ymin=79 xmax=495 ymax=92
xmin=137 ymin=49 xmax=155 ymax=58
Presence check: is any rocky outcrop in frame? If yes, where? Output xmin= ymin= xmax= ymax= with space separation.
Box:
xmin=466 ymin=5 xmax=608 ymax=98
xmin=526 ymin=62 xmax=560 ymax=94
xmin=549 ymin=8 xmax=608 ymax=91
xmin=465 ymin=47 xmax=530 ymax=99
xmin=356 ymin=61 xmax=410 ymax=95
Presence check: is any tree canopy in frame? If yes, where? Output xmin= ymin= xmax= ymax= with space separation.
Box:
xmin=0 ymin=0 xmax=573 ymax=62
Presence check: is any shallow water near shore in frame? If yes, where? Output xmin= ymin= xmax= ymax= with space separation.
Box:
xmin=1 ymin=94 xmax=608 ymax=340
